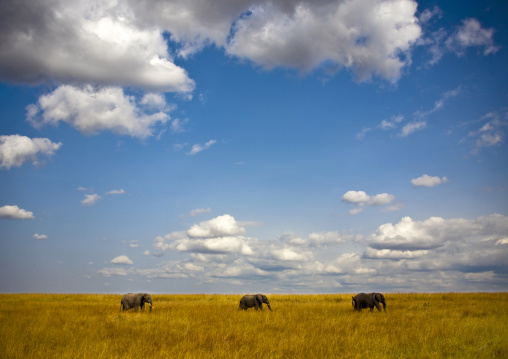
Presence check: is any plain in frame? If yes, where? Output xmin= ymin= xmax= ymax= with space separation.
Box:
xmin=0 ymin=293 xmax=507 ymax=358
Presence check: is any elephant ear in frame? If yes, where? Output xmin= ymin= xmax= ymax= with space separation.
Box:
xmin=256 ymin=294 xmax=263 ymax=304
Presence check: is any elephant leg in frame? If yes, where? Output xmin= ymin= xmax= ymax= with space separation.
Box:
xmin=374 ymin=301 xmax=382 ymax=312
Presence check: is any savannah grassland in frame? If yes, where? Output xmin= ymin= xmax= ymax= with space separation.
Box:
xmin=0 ymin=293 xmax=507 ymax=358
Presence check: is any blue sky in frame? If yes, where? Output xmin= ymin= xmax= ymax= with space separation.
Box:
xmin=0 ymin=0 xmax=507 ymax=294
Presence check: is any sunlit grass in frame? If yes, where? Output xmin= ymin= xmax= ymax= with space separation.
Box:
xmin=0 ymin=293 xmax=507 ymax=358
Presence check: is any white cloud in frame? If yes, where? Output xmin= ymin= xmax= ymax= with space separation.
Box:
xmin=170 ymin=118 xmax=189 ymax=134
xmin=446 ymin=18 xmax=499 ymax=56
xmin=140 ymin=93 xmax=169 ymax=110
xmin=420 ymin=16 xmax=499 ymax=66
xmin=0 ymin=205 xmax=34 ymax=219
xmin=144 ymin=213 xmax=508 ymax=292
xmin=363 ymin=248 xmax=428 ymax=259
xmin=0 ymin=0 xmax=194 ymax=92
xmin=98 ymin=268 xmax=128 ymax=277
xmin=307 ymin=232 xmax=349 ymax=246
xmin=496 ymin=238 xmax=508 ymax=245
xmin=369 ymin=193 xmax=396 ymax=206
xmin=189 ymin=208 xmax=211 ymax=217
xmin=226 ymin=0 xmax=421 ymax=82
xmin=187 ymin=214 xmax=246 ymax=238
xmin=106 ymin=189 xmax=125 ymax=195
xmin=369 ymin=216 xmax=448 ymax=250
xmin=34 ymin=234 xmax=48 ymax=240
xmin=411 ymin=174 xmax=449 ymax=187
xmin=466 ymin=111 xmax=506 ymax=154
xmin=124 ymin=240 xmax=139 ymax=248
xmin=110 ymin=255 xmax=133 ymax=265
xmin=0 ymin=135 xmax=62 ymax=169
xmin=271 ymin=247 xmax=313 ymax=262
xmin=342 ymin=191 xmax=371 ymax=204
xmin=154 ymin=215 xmax=252 ymax=255
xmin=188 ymin=140 xmax=217 ymax=155
xmin=379 ymin=115 xmax=404 ymax=130
xmin=27 ymin=85 xmax=172 ymax=139
xmin=0 ymin=0 xmax=425 ymax=88
xmin=419 ymin=6 xmax=442 ymax=24
xmin=359 ymin=87 xmax=461 ymax=140
xmin=342 ymin=190 xmax=395 ymax=215
xmin=174 ymin=236 xmax=254 ymax=255
xmin=81 ymin=194 xmax=101 ymax=206
xmin=368 ymin=214 xmax=508 ymax=252
xmin=399 ymin=121 xmax=427 ymax=137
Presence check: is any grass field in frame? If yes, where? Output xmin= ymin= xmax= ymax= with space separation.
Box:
xmin=1 ymin=293 xmax=507 ymax=358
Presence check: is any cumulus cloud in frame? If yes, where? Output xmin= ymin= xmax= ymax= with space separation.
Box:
xmin=0 ymin=0 xmax=194 ymax=92
xmin=26 ymin=85 xmax=172 ymax=139
xmin=34 ymin=234 xmax=48 ymax=240
xmin=0 ymin=135 xmax=62 ymax=169
xmin=154 ymin=215 xmax=252 ymax=255
xmin=226 ymin=0 xmax=421 ymax=82
xmin=81 ymin=194 xmax=101 ymax=206
xmin=187 ymin=215 xmax=246 ymax=238
xmin=0 ymin=0 xmax=423 ymax=88
xmin=270 ymin=247 xmax=313 ymax=262
xmin=411 ymin=174 xmax=449 ymax=187
xmin=342 ymin=190 xmax=395 ymax=215
xmin=172 ymin=236 xmax=254 ymax=255
xmin=0 ymin=205 xmax=34 ymax=219
xmin=144 ymin=213 xmax=508 ymax=292
xmin=368 ymin=214 xmax=508 ymax=251
xmin=110 ymin=255 xmax=133 ymax=265
xmin=188 ymin=140 xmax=217 ymax=155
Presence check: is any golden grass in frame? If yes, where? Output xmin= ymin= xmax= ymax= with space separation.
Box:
xmin=0 ymin=293 xmax=507 ymax=358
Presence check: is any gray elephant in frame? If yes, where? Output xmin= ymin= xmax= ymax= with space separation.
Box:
xmin=352 ymin=292 xmax=386 ymax=312
xmin=239 ymin=294 xmax=271 ymax=311
xmin=120 ymin=293 xmax=153 ymax=312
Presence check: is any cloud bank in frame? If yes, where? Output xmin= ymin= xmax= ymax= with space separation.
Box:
xmin=0 ymin=0 xmax=424 ymax=89
xmin=97 ymin=213 xmax=508 ymax=292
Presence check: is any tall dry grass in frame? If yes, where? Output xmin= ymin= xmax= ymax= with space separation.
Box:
xmin=0 ymin=293 xmax=507 ymax=358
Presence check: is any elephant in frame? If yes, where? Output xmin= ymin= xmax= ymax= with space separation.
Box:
xmin=352 ymin=292 xmax=386 ymax=312
xmin=239 ymin=294 xmax=271 ymax=311
xmin=120 ymin=293 xmax=153 ymax=312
